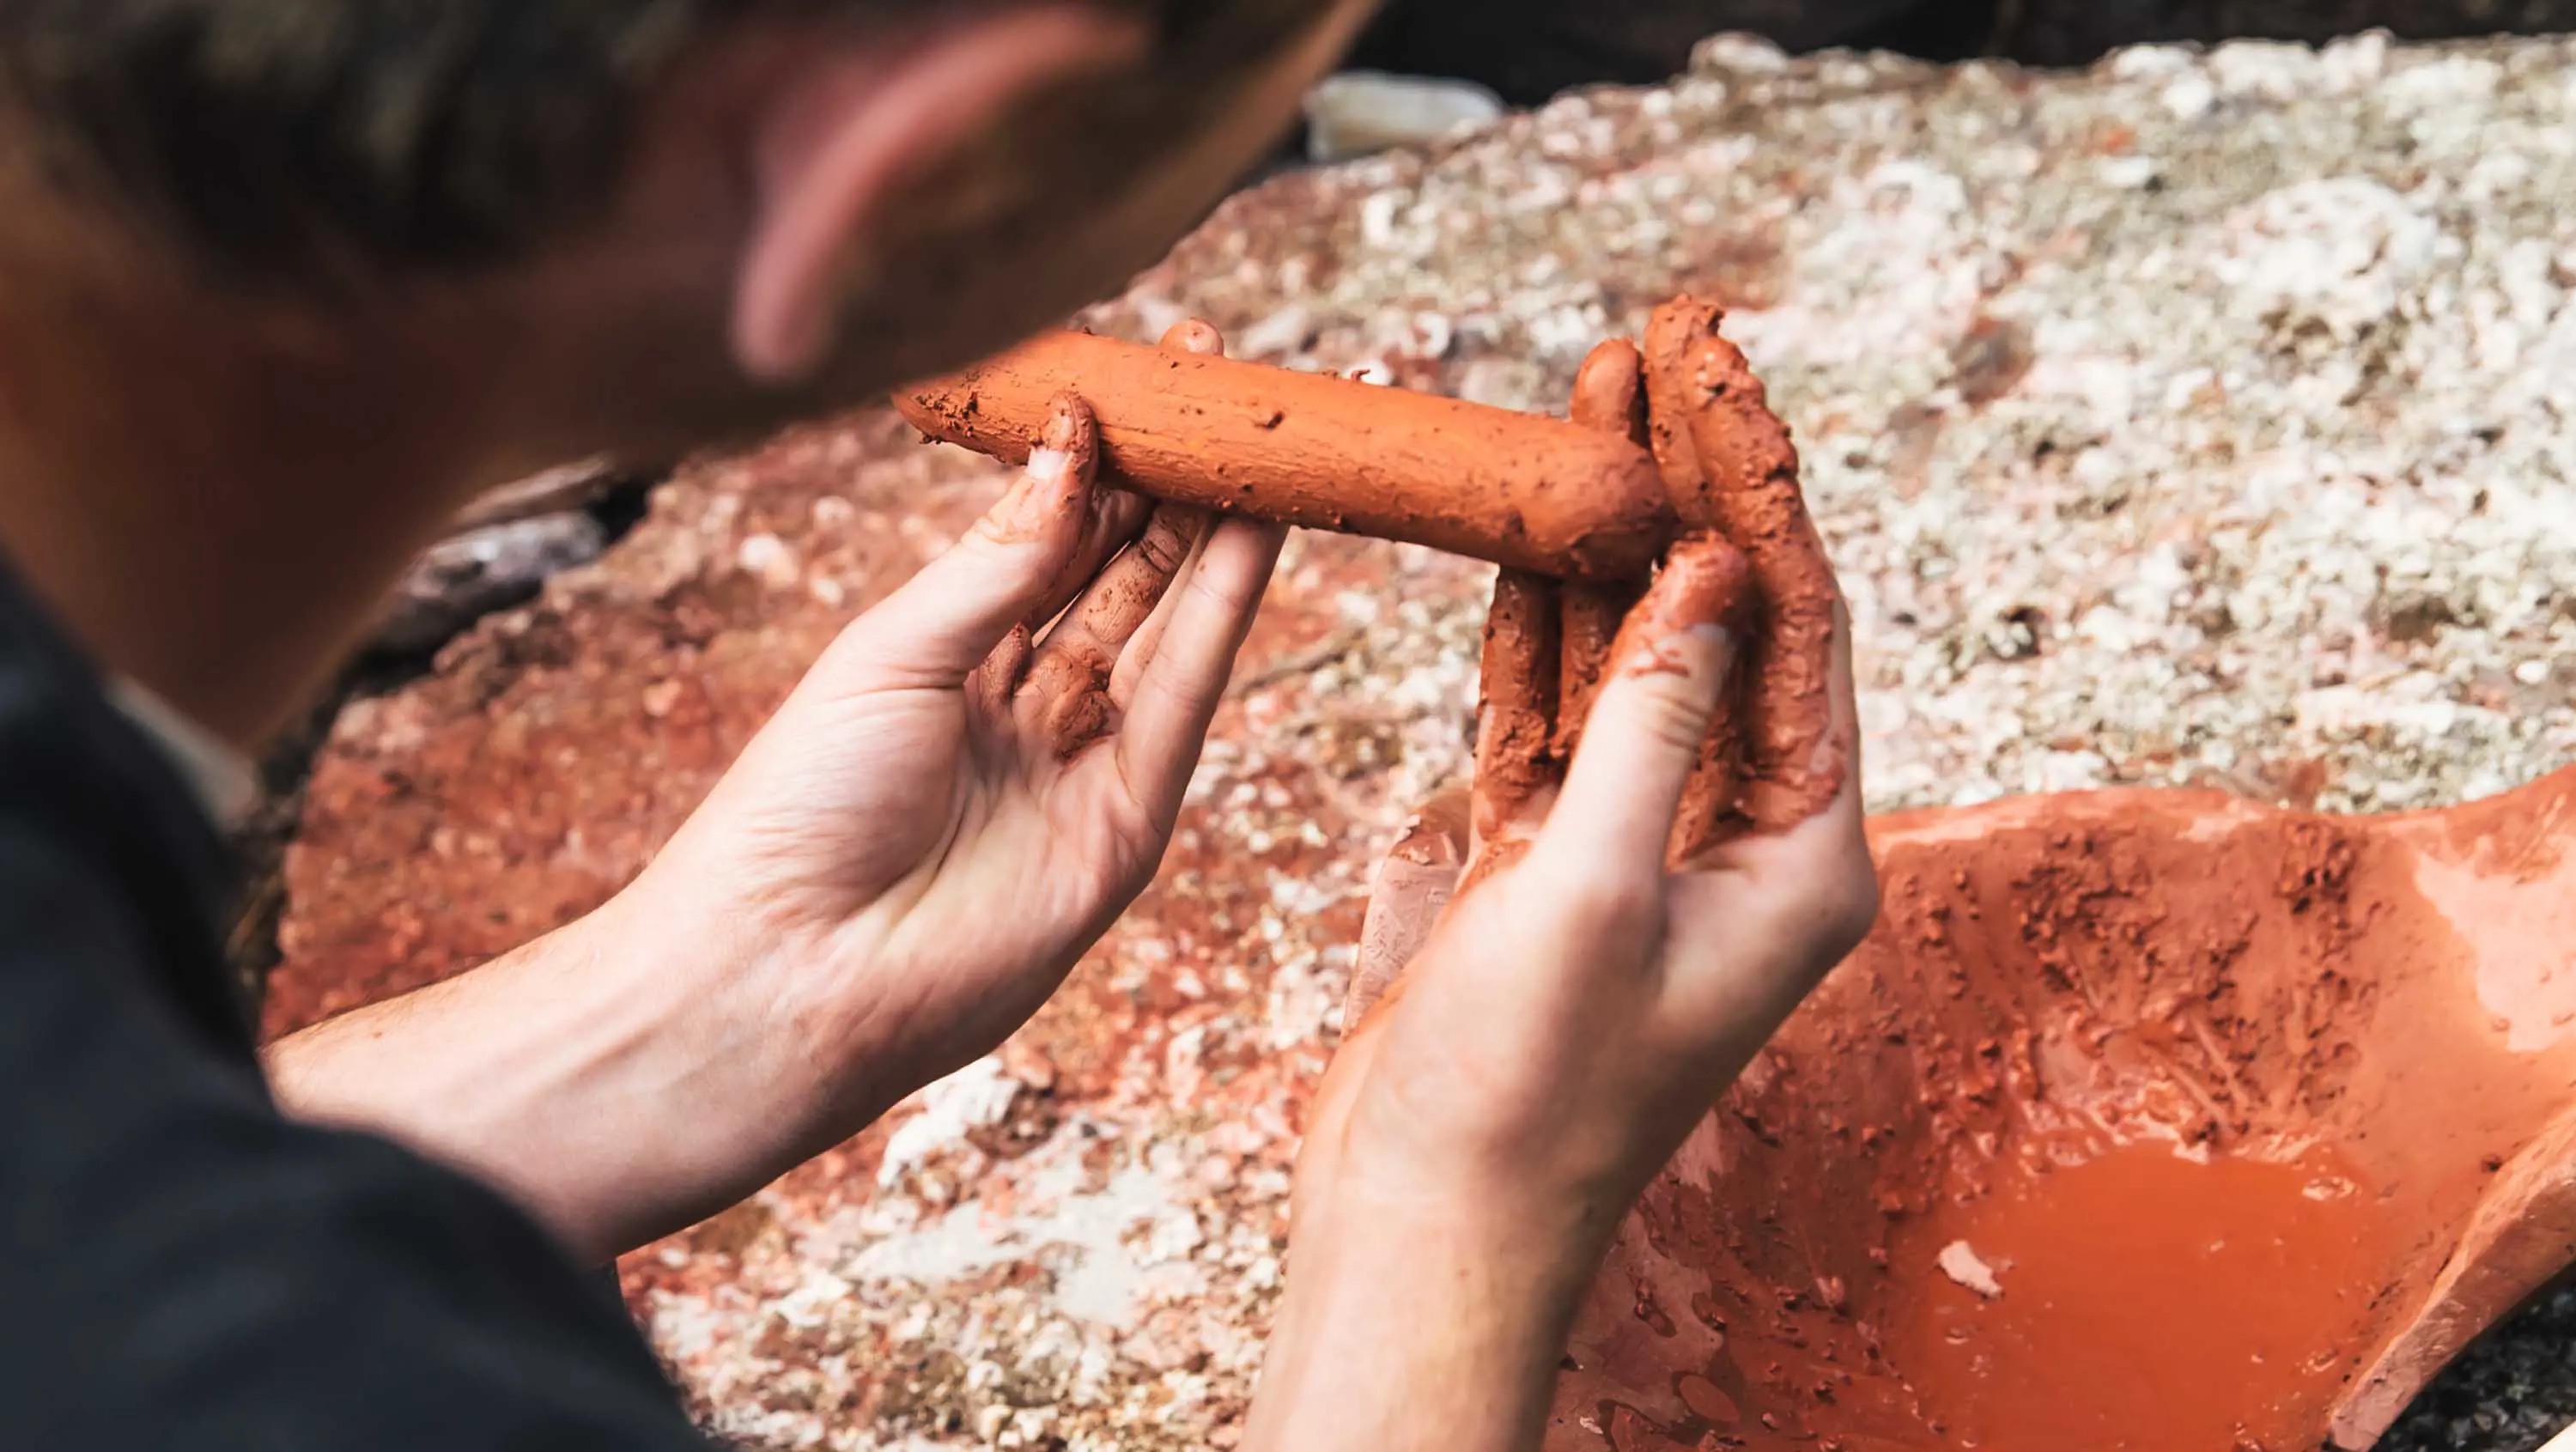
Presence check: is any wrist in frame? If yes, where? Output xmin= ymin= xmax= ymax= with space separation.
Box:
xmin=1247 ymin=1182 xmax=1615 ymax=1452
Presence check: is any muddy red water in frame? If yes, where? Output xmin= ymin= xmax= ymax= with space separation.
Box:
xmin=1889 ymin=1139 xmax=2392 ymax=1451
xmin=1547 ymin=775 xmax=2576 ymax=1452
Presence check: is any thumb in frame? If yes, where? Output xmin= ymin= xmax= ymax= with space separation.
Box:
xmin=823 ymin=393 xmax=1100 ymax=690
xmin=1534 ymin=537 xmax=1752 ymax=881
xmin=1346 ymin=788 xmax=1469 ymax=1031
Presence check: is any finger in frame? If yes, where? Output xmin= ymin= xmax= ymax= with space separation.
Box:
xmin=1347 ymin=789 xmax=1469 ymax=1031
xmin=1571 ymin=336 xmax=1649 ymax=444
xmin=1160 ymin=318 xmax=1227 ymax=357
xmin=1534 ymin=538 xmax=1753 ymax=880
xmin=1643 ymin=301 xmax=1722 ymax=528
xmin=1108 ymin=520 xmax=1212 ymax=707
xmin=1096 ymin=318 xmax=1233 ymax=702
xmin=1553 ymin=582 xmax=1642 ymax=761
xmin=1677 ymin=316 xmax=1845 ymax=835
xmin=819 ymin=394 xmax=1098 ymax=692
xmin=1021 ymin=502 xmax=1211 ymax=754
xmin=1025 ymin=486 xmax=1153 ymax=634
xmin=1112 ymin=517 xmax=1288 ymax=827
xmin=1661 ymin=605 xmax=1877 ymax=1042
xmin=1556 ymin=337 xmax=1653 ymax=762
xmin=1473 ymin=569 xmax=1562 ymax=848
xmin=971 ymin=623 xmax=1036 ymax=716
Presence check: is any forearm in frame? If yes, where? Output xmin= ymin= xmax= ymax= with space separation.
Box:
xmin=1246 ymin=1186 xmax=1613 ymax=1452
xmin=264 ymin=901 xmax=876 ymax=1262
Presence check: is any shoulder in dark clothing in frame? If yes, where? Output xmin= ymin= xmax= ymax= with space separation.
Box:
xmin=0 ymin=562 xmax=709 ymax=1450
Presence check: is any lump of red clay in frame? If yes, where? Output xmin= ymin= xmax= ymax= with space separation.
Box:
xmin=1549 ymin=767 xmax=2576 ymax=1452
xmin=1643 ymin=298 xmax=1845 ymax=845
xmin=898 ymin=330 xmax=1679 ymax=580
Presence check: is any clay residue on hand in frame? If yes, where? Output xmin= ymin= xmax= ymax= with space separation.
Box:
xmin=1650 ymin=298 xmax=1847 ymax=840
xmin=1025 ymin=501 xmax=1206 ymax=757
xmin=1556 ymin=339 xmax=1652 ymax=762
xmin=1476 ymin=568 xmax=1564 ymax=843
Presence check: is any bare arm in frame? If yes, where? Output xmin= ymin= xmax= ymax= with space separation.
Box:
xmin=272 ymin=326 xmax=1285 ymax=1263
xmin=1247 ymin=325 xmax=1874 ymax=1452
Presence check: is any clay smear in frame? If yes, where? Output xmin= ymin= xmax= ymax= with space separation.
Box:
xmin=899 ymin=331 xmax=1678 ymax=580
xmin=1648 ymin=298 xmax=1845 ymax=841
xmin=1473 ymin=337 xmax=1658 ymax=849
xmin=1479 ymin=302 xmax=1840 ymax=861
xmin=1005 ymin=325 xmax=1224 ymax=757
xmin=1474 ymin=568 xmax=1563 ymax=848
xmin=1547 ymin=771 xmax=2576 ymax=1452
xmin=1555 ymin=340 xmax=1651 ymax=763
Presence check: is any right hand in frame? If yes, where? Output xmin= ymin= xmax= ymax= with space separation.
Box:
xmin=1247 ymin=395 xmax=1876 ymax=1452
xmin=1309 ymin=562 xmax=1875 ymax=1244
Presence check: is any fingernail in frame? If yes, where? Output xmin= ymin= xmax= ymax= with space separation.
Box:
xmin=1026 ymin=447 xmax=1072 ymax=485
xmin=1041 ymin=399 xmax=1083 ymax=454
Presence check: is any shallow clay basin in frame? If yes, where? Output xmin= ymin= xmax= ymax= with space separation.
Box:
xmin=1551 ymin=767 xmax=2576 ymax=1451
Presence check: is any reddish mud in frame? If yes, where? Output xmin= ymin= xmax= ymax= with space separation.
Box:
xmin=1475 ymin=568 xmax=1563 ymax=845
xmin=1599 ymin=537 xmax=1754 ymax=690
xmin=1546 ymin=770 xmax=2576 ymax=1452
xmin=1888 ymin=1140 xmax=2392 ymax=1449
xmin=1478 ymin=305 xmax=1835 ymax=860
xmin=1652 ymin=298 xmax=1846 ymax=841
xmin=1010 ymin=324 xmax=1225 ymax=757
xmin=1557 ymin=339 xmax=1652 ymax=764
xmin=897 ymin=331 xmax=1679 ymax=580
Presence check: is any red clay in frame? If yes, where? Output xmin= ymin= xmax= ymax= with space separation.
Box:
xmin=897 ymin=331 xmax=1680 ymax=580
xmin=1556 ymin=339 xmax=1651 ymax=764
xmin=1012 ymin=324 xmax=1224 ymax=757
xmin=1474 ymin=568 xmax=1561 ymax=847
xmin=1643 ymin=298 xmax=1847 ymax=845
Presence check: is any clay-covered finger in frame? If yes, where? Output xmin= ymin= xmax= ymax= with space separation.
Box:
xmin=1347 ymin=789 xmax=1469 ymax=1031
xmin=1022 ymin=502 xmax=1212 ymax=755
xmin=1535 ymin=537 xmax=1753 ymax=880
xmin=1643 ymin=301 xmax=1723 ymax=528
xmin=1674 ymin=314 xmax=1846 ymax=835
xmin=1026 ymin=485 xmax=1152 ymax=634
xmin=1558 ymin=337 xmax=1653 ymax=762
xmin=1571 ymin=337 xmax=1649 ymax=444
xmin=1554 ymin=582 xmax=1641 ymax=762
xmin=1112 ymin=517 xmax=1289 ymax=827
xmin=815 ymin=394 xmax=1100 ymax=694
xmin=1474 ymin=569 xmax=1563 ymax=848
xmin=971 ymin=623 xmax=1036 ymax=717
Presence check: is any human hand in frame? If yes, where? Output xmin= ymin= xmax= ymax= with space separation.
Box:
xmin=272 ymin=323 xmax=1285 ymax=1261
xmin=612 ymin=318 xmax=1279 ymax=1161
xmin=1246 ymin=327 xmax=1876 ymax=1452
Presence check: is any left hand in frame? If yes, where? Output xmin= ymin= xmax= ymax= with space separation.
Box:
xmin=276 ymin=324 xmax=1283 ymax=1259
xmin=621 ymin=321 xmax=1282 ymax=1177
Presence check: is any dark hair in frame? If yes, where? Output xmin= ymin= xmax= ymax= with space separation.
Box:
xmin=0 ymin=1 xmax=1324 ymax=280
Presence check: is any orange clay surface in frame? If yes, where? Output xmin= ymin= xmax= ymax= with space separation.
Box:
xmin=899 ymin=331 xmax=1679 ymax=580
xmin=1552 ymin=774 xmax=2576 ymax=1452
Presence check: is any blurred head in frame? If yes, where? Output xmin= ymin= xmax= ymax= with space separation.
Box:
xmin=0 ymin=0 xmax=1371 ymax=466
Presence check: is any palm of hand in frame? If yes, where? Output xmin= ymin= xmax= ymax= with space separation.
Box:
xmin=712 ymin=654 xmax=1174 ymax=1081
xmin=622 ymin=322 xmax=1282 ymax=1135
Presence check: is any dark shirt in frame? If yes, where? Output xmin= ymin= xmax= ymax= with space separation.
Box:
xmin=0 ymin=566 xmax=709 ymax=1449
